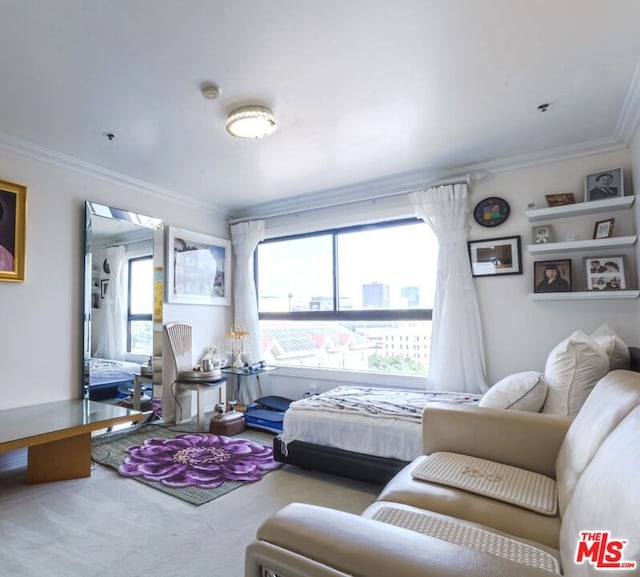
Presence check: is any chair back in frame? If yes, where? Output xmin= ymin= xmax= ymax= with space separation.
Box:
xmin=163 ymin=322 xmax=193 ymax=378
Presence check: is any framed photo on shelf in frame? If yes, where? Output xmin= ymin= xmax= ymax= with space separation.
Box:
xmin=100 ymin=279 xmax=109 ymax=299
xmin=585 ymin=168 xmax=623 ymax=202
xmin=166 ymin=226 xmax=231 ymax=305
xmin=592 ymin=218 xmax=615 ymax=239
xmin=534 ymin=259 xmax=572 ymax=293
xmin=467 ymin=235 xmax=522 ymax=277
xmin=531 ymin=224 xmax=554 ymax=244
xmin=0 ymin=178 xmax=27 ymax=282
xmin=545 ymin=193 xmax=576 ymax=207
xmin=583 ymin=256 xmax=628 ymax=291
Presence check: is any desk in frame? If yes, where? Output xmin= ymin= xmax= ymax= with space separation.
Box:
xmin=0 ymin=400 xmax=143 ymax=483
xmin=177 ymin=378 xmax=227 ymax=431
xmin=221 ymin=366 xmax=277 ymax=405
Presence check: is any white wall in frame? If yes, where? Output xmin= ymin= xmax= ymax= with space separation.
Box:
xmin=0 ymin=149 xmax=231 ymax=410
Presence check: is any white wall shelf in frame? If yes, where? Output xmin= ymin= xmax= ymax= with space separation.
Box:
xmin=527 ymin=235 xmax=638 ymax=255
xmin=530 ymin=290 xmax=640 ymax=301
xmin=526 ymin=196 xmax=635 ymax=222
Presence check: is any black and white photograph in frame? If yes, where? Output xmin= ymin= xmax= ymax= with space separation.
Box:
xmin=533 ymin=260 xmax=572 ymax=293
xmin=585 ymin=168 xmax=623 ymax=202
xmin=531 ymin=224 xmax=554 ymax=244
xmin=584 ymin=256 xmax=627 ymax=291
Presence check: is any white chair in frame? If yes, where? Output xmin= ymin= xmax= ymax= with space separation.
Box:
xmin=162 ymin=321 xmax=226 ymax=431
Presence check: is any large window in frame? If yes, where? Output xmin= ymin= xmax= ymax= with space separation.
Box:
xmin=256 ymin=219 xmax=437 ymax=375
xmin=128 ymin=256 xmax=153 ymax=355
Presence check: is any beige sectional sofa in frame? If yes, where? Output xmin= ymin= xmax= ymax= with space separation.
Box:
xmin=245 ymin=369 xmax=640 ymax=576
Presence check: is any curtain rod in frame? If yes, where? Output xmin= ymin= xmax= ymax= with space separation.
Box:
xmin=228 ymin=173 xmax=478 ymax=225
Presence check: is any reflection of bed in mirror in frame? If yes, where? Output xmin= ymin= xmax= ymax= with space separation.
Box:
xmin=86 ymin=357 xmax=142 ymax=400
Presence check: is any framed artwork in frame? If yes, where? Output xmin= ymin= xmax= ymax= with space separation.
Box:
xmin=166 ymin=226 xmax=231 ymax=305
xmin=100 ymin=279 xmax=109 ymax=298
xmin=473 ymin=197 xmax=510 ymax=228
xmin=0 ymin=178 xmax=27 ymax=282
xmin=585 ymin=168 xmax=623 ymax=202
xmin=583 ymin=256 xmax=628 ymax=291
xmin=467 ymin=235 xmax=522 ymax=277
xmin=592 ymin=218 xmax=615 ymax=239
xmin=545 ymin=193 xmax=576 ymax=207
xmin=531 ymin=224 xmax=554 ymax=244
xmin=534 ymin=259 xmax=572 ymax=293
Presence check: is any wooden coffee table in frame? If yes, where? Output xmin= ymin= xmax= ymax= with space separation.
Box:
xmin=0 ymin=399 xmax=143 ymax=483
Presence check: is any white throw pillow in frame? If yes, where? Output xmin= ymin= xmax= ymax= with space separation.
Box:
xmin=542 ymin=330 xmax=609 ymax=416
xmin=590 ymin=324 xmax=630 ymax=370
xmin=479 ymin=371 xmax=547 ymax=412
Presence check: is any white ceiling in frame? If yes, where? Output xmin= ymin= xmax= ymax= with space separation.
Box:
xmin=1 ymin=0 xmax=640 ymax=219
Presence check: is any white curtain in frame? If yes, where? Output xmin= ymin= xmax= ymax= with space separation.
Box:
xmin=96 ymin=246 xmax=128 ymax=361
xmin=230 ymin=220 xmax=265 ymax=402
xmin=410 ymin=184 xmax=488 ymax=394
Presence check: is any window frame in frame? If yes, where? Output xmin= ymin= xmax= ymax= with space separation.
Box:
xmin=255 ymin=218 xmax=433 ymax=323
xmin=127 ymin=255 xmax=153 ymax=353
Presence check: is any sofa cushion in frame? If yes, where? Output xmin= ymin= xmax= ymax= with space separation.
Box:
xmin=411 ymin=452 xmax=557 ymax=515
xmin=367 ymin=503 xmax=560 ymax=574
xmin=542 ymin=330 xmax=609 ymax=416
xmin=590 ymin=323 xmax=630 ymax=370
xmin=479 ymin=372 xmax=547 ymax=412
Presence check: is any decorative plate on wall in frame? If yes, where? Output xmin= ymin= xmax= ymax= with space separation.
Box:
xmin=473 ymin=196 xmax=510 ymax=227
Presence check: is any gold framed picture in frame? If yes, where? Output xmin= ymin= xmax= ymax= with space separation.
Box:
xmin=0 ymin=178 xmax=27 ymax=282
xmin=593 ymin=218 xmax=615 ymax=239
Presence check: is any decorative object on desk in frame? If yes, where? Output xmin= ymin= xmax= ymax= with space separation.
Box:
xmin=592 ymin=218 xmax=615 ymax=239
xmin=532 ymin=224 xmax=554 ymax=244
xmin=585 ymin=168 xmax=623 ymax=202
xmin=533 ymin=259 xmax=572 ymax=293
xmin=583 ymin=256 xmax=628 ymax=291
xmin=467 ymin=235 xmax=522 ymax=277
xmin=545 ymin=193 xmax=576 ymax=207
xmin=166 ymin=226 xmax=231 ymax=305
xmin=0 ymin=178 xmax=27 ymax=282
xmin=228 ymin=321 xmax=251 ymax=368
xmin=473 ymin=196 xmax=510 ymax=227
xmin=92 ymin=425 xmax=279 ymax=505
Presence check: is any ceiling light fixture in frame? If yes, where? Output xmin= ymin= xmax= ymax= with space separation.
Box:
xmin=225 ymin=105 xmax=277 ymax=139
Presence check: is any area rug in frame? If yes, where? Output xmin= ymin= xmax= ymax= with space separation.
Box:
xmin=92 ymin=424 xmax=280 ymax=506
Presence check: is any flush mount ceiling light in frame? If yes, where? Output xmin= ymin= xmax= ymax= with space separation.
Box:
xmin=225 ymin=105 xmax=277 ymax=138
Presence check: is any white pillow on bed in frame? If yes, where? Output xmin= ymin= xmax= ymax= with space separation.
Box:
xmin=542 ymin=330 xmax=609 ymax=416
xmin=479 ymin=371 xmax=547 ymax=412
xmin=590 ymin=324 xmax=630 ymax=370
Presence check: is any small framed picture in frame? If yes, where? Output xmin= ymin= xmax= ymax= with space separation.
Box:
xmin=100 ymin=279 xmax=109 ymax=298
xmin=583 ymin=256 xmax=628 ymax=291
xmin=467 ymin=236 xmax=522 ymax=277
xmin=545 ymin=193 xmax=576 ymax=207
xmin=585 ymin=168 xmax=623 ymax=202
xmin=592 ymin=218 xmax=615 ymax=239
xmin=534 ymin=259 xmax=572 ymax=293
xmin=531 ymin=224 xmax=554 ymax=244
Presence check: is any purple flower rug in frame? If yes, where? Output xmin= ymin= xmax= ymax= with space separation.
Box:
xmin=92 ymin=425 xmax=280 ymax=505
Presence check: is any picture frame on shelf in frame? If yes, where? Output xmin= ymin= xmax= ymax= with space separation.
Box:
xmin=531 ymin=224 xmax=554 ymax=244
xmin=592 ymin=218 xmax=615 ymax=239
xmin=166 ymin=226 xmax=231 ymax=305
xmin=545 ymin=193 xmax=576 ymax=207
xmin=534 ymin=259 xmax=572 ymax=293
xmin=0 ymin=178 xmax=27 ymax=282
xmin=467 ymin=235 xmax=522 ymax=277
xmin=100 ymin=279 xmax=109 ymax=299
xmin=583 ymin=256 xmax=628 ymax=291
xmin=585 ymin=168 xmax=623 ymax=202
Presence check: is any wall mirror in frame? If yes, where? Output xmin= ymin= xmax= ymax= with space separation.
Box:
xmin=83 ymin=202 xmax=163 ymax=411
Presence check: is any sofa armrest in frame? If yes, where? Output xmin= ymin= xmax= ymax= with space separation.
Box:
xmin=422 ymin=403 xmax=571 ymax=477
xmin=246 ymin=503 xmax=554 ymax=577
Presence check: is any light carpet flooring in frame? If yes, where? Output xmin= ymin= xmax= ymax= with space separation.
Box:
xmin=0 ymin=436 xmax=380 ymax=577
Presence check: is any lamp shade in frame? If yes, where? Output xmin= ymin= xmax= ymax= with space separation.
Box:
xmin=225 ymin=105 xmax=277 ymax=138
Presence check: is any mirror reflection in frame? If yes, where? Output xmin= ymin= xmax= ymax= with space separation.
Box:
xmin=83 ymin=202 xmax=162 ymax=412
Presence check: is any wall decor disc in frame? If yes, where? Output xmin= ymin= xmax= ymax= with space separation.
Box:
xmin=473 ymin=196 xmax=510 ymax=227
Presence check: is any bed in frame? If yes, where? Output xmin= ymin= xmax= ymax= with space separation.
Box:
xmin=273 ymin=386 xmax=482 ymax=484
xmin=85 ymin=357 xmax=143 ymax=401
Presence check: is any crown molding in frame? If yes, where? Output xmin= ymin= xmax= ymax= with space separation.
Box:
xmin=0 ymin=131 xmax=228 ymax=218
